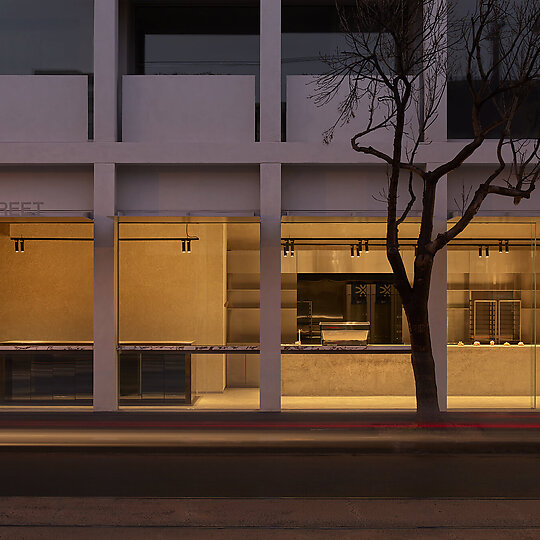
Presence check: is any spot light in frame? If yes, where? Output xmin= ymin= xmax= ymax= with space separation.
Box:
xmin=350 ymin=245 xmax=355 ymax=257
xmin=290 ymin=240 xmax=295 ymax=257
xmin=20 ymin=239 xmax=24 ymax=253
xmin=357 ymin=241 xmax=362 ymax=256
xmin=181 ymin=240 xmax=186 ymax=253
xmin=505 ymin=240 xmax=509 ymax=253
xmin=364 ymin=239 xmax=369 ymax=253
xmin=187 ymin=239 xmax=192 ymax=253
xmin=479 ymin=245 xmax=482 ymax=258
xmin=283 ymin=240 xmax=288 ymax=257
xmin=14 ymin=239 xmax=19 ymax=253
xmin=499 ymin=240 xmax=503 ymax=253
xmin=485 ymin=245 xmax=489 ymax=258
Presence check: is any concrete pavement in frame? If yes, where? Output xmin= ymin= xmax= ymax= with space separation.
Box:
xmin=0 ymin=498 xmax=540 ymax=539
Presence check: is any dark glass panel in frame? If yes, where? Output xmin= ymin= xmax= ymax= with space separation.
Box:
xmin=31 ymin=354 xmax=53 ymax=400
xmin=448 ymin=0 xmax=539 ymax=139
xmin=119 ymin=353 xmax=141 ymax=398
xmin=0 ymin=352 xmax=93 ymax=404
xmin=7 ymin=355 xmax=31 ymax=401
xmin=132 ymin=5 xmax=259 ymax=76
xmin=75 ymin=353 xmax=93 ymax=400
xmin=164 ymin=354 xmax=186 ymax=399
xmin=0 ymin=0 xmax=93 ymax=75
xmin=141 ymin=353 xmax=165 ymax=399
xmin=53 ymin=355 xmax=75 ymax=400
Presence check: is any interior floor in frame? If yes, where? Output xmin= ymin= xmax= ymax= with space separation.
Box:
xmin=0 ymin=391 xmax=536 ymax=411
xmin=123 ymin=389 xmax=538 ymax=411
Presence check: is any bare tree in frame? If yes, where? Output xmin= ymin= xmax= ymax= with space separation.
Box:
xmin=314 ymin=0 xmax=540 ymax=416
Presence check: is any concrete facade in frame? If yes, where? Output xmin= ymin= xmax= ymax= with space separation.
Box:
xmin=0 ymin=0 xmax=538 ymax=411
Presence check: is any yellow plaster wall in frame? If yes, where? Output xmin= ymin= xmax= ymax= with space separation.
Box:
xmin=118 ymin=223 xmax=227 ymax=392
xmin=0 ymin=223 xmax=93 ymax=342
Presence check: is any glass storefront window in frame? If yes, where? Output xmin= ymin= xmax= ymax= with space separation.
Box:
xmin=0 ymin=219 xmax=94 ymax=404
xmin=447 ymin=219 xmax=537 ymax=409
xmin=117 ymin=218 xmax=260 ymax=410
xmin=280 ymin=218 xmax=417 ymax=410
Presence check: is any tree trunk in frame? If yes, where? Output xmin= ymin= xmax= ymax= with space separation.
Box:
xmin=403 ymin=298 xmax=441 ymax=418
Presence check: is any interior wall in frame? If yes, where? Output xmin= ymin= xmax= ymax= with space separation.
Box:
xmin=0 ymin=223 xmax=93 ymax=342
xmin=118 ymin=222 xmax=227 ymax=392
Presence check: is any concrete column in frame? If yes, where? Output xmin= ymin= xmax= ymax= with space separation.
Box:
xmin=93 ymin=163 xmax=118 ymax=411
xmin=428 ymin=169 xmax=448 ymax=411
xmin=259 ymin=163 xmax=282 ymax=411
xmin=260 ymin=0 xmax=281 ymax=142
xmin=94 ymin=0 xmax=118 ymax=142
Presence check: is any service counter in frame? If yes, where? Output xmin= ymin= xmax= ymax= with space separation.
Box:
xmin=281 ymin=344 xmax=539 ymax=397
xmin=447 ymin=344 xmax=538 ymax=396
xmin=281 ymin=346 xmax=414 ymax=396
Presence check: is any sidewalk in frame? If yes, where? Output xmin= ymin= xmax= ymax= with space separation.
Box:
xmin=0 ymin=410 xmax=539 ymax=452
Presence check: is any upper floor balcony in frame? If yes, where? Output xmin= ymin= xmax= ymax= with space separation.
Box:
xmin=0 ymin=75 xmax=89 ymax=143
xmin=121 ymin=75 xmax=256 ymax=143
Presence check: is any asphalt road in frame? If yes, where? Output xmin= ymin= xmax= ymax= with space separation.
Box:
xmin=1 ymin=450 xmax=540 ymax=498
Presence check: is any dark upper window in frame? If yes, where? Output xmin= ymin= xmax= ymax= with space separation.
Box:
xmin=282 ymin=4 xmax=353 ymax=92
xmin=447 ymin=0 xmax=539 ymax=139
xmin=0 ymin=0 xmax=93 ymax=75
xmin=130 ymin=4 xmax=260 ymax=78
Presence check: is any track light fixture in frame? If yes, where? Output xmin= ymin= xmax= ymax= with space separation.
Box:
xmin=485 ymin=245 xmax=489 ymax=257
xmin=499 ymin=240 xmax=503 ymax=253
xmin=13 ymin=238 xmax=25 ymax=253
xmin=350 ymin=240 xmax=370 ymax=258
xmin=180 ymin=238 xmax=194 ymax=253
xmin=479 ymin=245 xmax=482 ymax=258
xmin=283 ymin=239 xmax=295 ymax=257
xmin=505 ymin=240 xmax=509 ymax=253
